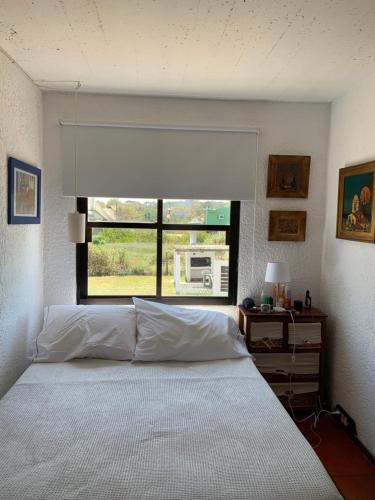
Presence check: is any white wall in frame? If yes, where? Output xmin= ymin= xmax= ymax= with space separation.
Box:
xmin=321 ymin=73 xmax=375 ymax=455
xmin=0 ymin=52 xmax=43 ymax=396
xmin=44 ymin=93 xmax=330 ymax=307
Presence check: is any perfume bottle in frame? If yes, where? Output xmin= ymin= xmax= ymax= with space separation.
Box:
xmin=305 ymin=290 xmax=312 ymax=309
xmin=284 ymin=285 xmax=292 ymax=309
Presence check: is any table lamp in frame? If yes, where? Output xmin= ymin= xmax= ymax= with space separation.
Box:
xmin=264 ymin=262 xmax=291 ymax=308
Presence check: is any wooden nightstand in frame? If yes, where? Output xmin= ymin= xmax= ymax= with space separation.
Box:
xmin=238 ymin=306 xmax=327 ymax=412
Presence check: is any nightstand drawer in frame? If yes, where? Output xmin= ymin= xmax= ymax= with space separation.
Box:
xmin=249 ymin=322 xmax=283 ymax=349
xmin=270 ymin=382 xmax=319 ymax=409
xmin=270 ymin=382 xmax=319 ymax=397
xmin=254 ymin=353 xmax=320 ymax=375
xmin=278 ymin=393 xmax=318 ymax=409
xmin=288 ymin=322 xmax=321 ymax=348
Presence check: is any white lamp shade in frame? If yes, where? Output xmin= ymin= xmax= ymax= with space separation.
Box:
xmin=264 ymin=262 xmax=291 ymax=283
xmin=68 ymin=212 xmax=86 ymax=243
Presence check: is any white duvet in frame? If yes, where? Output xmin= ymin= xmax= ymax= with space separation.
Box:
xmin=0 ymin=358 xmax=341 ymax=499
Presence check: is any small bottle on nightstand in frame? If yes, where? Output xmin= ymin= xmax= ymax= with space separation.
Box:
xmin=305 ymin=290 xmax=312 ymax=309
xmin=284 ymin=285 xmax=291 ymax=309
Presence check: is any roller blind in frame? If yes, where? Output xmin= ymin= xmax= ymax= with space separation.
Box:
xmin=61 ymin=123 xmax=258 ymax=200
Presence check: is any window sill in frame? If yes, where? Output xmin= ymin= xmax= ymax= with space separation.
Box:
xmin=79 ymin=298 xmax=237 ymax=319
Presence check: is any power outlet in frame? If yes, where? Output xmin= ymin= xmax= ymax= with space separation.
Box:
xmin=336 ymin=404 xmax=357 ymax=435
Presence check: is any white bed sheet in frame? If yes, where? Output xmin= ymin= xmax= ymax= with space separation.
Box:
xmin=0 ymin=358 xmax=342 ymax=499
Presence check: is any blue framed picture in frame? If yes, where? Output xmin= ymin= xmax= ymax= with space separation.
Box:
xmin=8 ymin=157 xmax=41 ymax=224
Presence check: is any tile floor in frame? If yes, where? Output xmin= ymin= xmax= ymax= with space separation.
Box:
xmin=297 ymin=415 xmax=375 ymax=500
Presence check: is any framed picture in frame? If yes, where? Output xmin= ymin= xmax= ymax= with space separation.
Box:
xmin=8 ymin=157 xmax=41 ymax=224
xmin=267 ymin=155 xmax=310 ymax=198
xmin=268 ymin=210 xmax=306 ymax=241
xmin=336 ymin=161 xmax=375 ymax=243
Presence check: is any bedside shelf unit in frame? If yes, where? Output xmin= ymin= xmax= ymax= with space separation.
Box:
xmin=238 ymin=306 xmax=327 ymax=412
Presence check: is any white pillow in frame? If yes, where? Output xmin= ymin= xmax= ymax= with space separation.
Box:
xmin=133 ymin=298 xmax=249 ymax=362
xmin=34 ymin=305 xmax=136 ymax=362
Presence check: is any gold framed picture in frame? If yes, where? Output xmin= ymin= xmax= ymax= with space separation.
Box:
xmin=267 ymin=155 xmax=310 ymax=198
xmin=336 ymin=161 xmax=375 ymax=243
xmin=268 ymin=210 xmax=306 ymax=241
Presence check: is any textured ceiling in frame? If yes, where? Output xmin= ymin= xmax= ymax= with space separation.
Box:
xmin=1 ymin=0 xmax=375 ymax=101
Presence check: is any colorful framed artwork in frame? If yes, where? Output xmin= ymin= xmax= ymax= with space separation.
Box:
xmin=267 ymin=155 xmax=310 ymax=198
xmin=336 ymin=161 xmax=375 ymax=243
xmin=8 ymin=157 xmax=41 ymax=224
xmin=268 ymin=210 xmax=307 ymax=241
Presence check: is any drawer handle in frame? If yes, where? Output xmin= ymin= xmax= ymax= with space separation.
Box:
xmin=275 ymin=369 xmax=289 ymax=376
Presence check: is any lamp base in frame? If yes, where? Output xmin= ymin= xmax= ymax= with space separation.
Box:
xmin=274 ymin=282 xmax=285 ymax=308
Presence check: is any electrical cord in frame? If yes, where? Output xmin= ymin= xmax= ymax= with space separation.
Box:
xmin=285 ymin=310 xmax=341 ymax=448
xmin=288 ymin=395 xmax=316 ymax=423
xmin=288 ymin=390 xmax=322 ymax=448
xmin=288 ymin=396 xmax=340 ymax=449
xmin=309 ymin=420 xmax=323 ymax=449
xmin=286 ymin=309 xmax=311 ymax=421
xmin=314 ymin=409 xmax=341 ymax=424
xmin=287 ymin=310 xmax=320 ymax=444
xmin=288 ymin=309 xmax=296 ymax=362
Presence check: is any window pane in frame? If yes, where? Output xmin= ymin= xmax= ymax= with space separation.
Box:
xmin=88 ymin=228 xmax=157 ymax=296
xmin=162 ymin=230 xmax=229 ymax=297
xmin=88 ymin=198 xmax=157 ymax=223
xmin=163 ymin=200 xmax=231 ymax=225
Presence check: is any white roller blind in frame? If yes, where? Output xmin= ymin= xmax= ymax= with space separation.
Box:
xmin=61 ymin=123 xmax=258 ymax=200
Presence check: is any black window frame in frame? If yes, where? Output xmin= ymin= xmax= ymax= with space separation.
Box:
xmin=76 ymin=198 xmax=240 ymax=305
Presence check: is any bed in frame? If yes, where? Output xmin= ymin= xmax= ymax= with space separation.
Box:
xmin=0 ymin=356 xmax=342 ymax=499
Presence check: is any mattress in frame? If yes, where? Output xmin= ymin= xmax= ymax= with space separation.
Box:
xmin=0 ymin=358 xmax=341 ymax=500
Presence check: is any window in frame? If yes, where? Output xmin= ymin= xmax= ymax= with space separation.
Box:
xmin=77 ymin=198 xmax=240 ymax=305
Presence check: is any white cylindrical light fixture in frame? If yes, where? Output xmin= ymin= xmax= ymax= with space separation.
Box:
xmin=67 ymin=81 xmax=84 ymax=244
xmin=68 ymin=211 xmax=86 ymax=243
